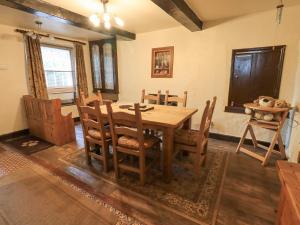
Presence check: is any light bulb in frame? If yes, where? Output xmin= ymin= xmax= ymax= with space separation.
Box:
xmin=103 ymin=13 xmax=110 ymax=22
xmin=104 ymin=21 xmax=111 ymax=29
xmin=89 ymin=14 xmax=100 ymax=26
xmin=114 ymin=17 xmax=124 ymax=27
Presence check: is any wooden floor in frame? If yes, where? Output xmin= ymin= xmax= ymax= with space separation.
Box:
xmin=7 ymin=125 xmax=281 ymax=225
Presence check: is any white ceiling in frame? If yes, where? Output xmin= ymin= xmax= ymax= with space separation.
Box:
xmin=185 ymin=0 xmax=300 ymax=22
xmin=43 ymin=0 xmax=180 ymax=33
xmin=1 ymin=0 xmax=300 ymax=40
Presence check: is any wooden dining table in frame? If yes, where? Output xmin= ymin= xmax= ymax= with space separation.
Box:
xmin=99 ymin=102 xmax=198 ymax=180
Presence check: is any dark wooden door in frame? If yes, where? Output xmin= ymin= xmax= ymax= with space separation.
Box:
xmin=228 ymin=45 xmax=285 ymax=108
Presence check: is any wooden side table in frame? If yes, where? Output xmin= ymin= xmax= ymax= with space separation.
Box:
xmin=276 ymin=161 xmax=300 ymax=225
xmin=236 ymin=103 xmax=289 ymax=166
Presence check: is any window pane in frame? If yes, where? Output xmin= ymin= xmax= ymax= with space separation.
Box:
xmin=41 ymin=46 xmax=72 ymax=71
xmin=45 ymin=71 xmax=74 ymax=88
xmin=41 ymin=45 xmax=75 ymax=103
xmin=103 ymin=43 xmax=114 ymax=90
xmin=92 ymin=44 xmax=102 ymax=89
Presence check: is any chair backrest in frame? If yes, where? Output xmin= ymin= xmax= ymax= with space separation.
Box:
xmin=141 ymin=89 xmax=161 ymax=104
xmin=196 ymin=100 xmax=211 ymax=152
xmin=106 ymin=102 xmax=145 ymax=152
xmin=197 ymin=97 xmax=217 ymax=155
xmin=80 ymin=91 xmax=104 ymax=106
xmin=205 ymin=96 xmax=217 ymax=137
xmin=76 ymin=99 xmax=108 ymax=140
xmin=165 ymin=90 xmax=187 ymax=107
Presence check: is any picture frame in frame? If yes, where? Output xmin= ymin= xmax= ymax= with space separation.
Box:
xmin=151 ymin=46 xmax=174 ymax=78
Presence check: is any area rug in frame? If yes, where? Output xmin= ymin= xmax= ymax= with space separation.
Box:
xmin=61 ymin=147 xmax=229 ymax=225
xmin=3 ymin=135 xmax=53 ymax=155
xmin=0 ymin=147 xmax=141 ymax=225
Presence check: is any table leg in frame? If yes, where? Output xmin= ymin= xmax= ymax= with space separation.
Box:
xmin=163 ymin=127 xmax=174 ymax=181
xmin=183 ymin=117 xmax=192 ymax=129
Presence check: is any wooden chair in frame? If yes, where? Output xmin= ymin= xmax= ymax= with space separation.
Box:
xmin=141 ymin=89 xmax=161 ymax=104
xmin=80 ymin=91 xmax=104 ymax=106
xmin=106 ymin=102 xmax=161 ymax=185
xmin=174 ymin=97 xmax=217 ymax=174
xmin=76 ymin=99 xmax=111 ymax=172
xmin=23 ymin=95 xmax=75 ymax=146
xmin=165 ymin=90 xmax=188 ymax=107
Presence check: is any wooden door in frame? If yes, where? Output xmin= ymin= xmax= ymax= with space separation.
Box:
xmin=228 ymin=46 xmax=285 ymax=109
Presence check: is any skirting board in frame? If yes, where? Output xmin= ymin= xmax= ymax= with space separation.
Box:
xmin=0 ymin=129 xmax=29 ymax=141
xmin=209 ymin=132 xmax=281 ymax=150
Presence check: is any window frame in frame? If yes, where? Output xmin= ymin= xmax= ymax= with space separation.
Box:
xmin=225 ymin=45 xmax=286 ymax=114
xmin=41 ymin=43 xmax=76 ymax=105
xmin=89 ymin=38 xmax=119 ymax=94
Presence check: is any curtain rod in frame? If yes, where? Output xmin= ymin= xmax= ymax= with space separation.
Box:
xmin=15 ymin=29 xmax=86 ymax=45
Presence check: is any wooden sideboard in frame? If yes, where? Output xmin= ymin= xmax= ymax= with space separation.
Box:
xmin=276 ymin=161 xmax=300 ymax=225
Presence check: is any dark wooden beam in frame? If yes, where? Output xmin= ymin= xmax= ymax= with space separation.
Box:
xmin=151 ymin=0 xmax=203 ymax=31
xmin=0 ymin=0 xmax=136 ymax=40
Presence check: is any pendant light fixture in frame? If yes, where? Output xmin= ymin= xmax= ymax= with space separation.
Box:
xmin=276 ymin=0 xmax=284 ymax=25
xmin=89 ymin=0 xmax=124 ymax=29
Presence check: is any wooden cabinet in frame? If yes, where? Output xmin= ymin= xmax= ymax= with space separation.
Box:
xmin=89 ymin=38 xmax=119 ymax=94
xmin=276 ymin=161 xmax=300 ymax=225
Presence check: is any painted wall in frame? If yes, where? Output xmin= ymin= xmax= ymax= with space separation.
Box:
xmin=117 ymin=5 xmax=300 ymax=145
xmin=0 ymin=24 xmax=93 ymax=135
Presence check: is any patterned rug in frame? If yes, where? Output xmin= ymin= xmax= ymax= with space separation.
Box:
xmin=61 ymin=147 xmax=229 ymax=225
xmin=3 ymin=135 xmax=53 ymax=155
xmin=0 ymin=146 xmax=141 ymax=225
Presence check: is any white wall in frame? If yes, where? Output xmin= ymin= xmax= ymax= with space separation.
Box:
xmin=117 ymin=5 xmax=300 ymax=143
xmin=0 ymin=24 xmax=93 ymax=135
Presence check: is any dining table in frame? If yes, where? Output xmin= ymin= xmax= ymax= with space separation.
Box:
xmin=99 ymin=102 xmax=198 ymax=181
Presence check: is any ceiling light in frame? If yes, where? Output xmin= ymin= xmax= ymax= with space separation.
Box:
xmin=89 ymin=0 xmax=124 ymax=28
xmin=104 ymin=21 xmax=111 ymax=29
xmin=89 ymin=14 xmax=100 ymax=26
xmin=114 ymin=17 xmax=124 ymax=27
xmin=103 ymin=13 xmax=110 ymax=22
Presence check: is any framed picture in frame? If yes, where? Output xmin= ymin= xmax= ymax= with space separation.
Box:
xmin=151 ymin=46 xmax=174 ymax=78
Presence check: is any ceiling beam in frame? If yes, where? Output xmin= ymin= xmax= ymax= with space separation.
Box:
xmin=151 ymin=0 xmax=203 ymax=31
xmin=0 ymin=0 xmax=136 ymax=40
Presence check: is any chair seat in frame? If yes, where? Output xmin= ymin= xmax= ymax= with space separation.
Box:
xmin=87 ymin=129 xmax=111 ymax=140
xmin=118 ymin=135 xmax=160 ymax=150
xmin=174 ymin=129 xmax=199 ymax=146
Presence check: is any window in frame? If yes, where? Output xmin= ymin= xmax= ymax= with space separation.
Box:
xmin=41 ymin=45 xmax=76 ymax=104
xmin=89 ymin=38 xmax=118 ymax=93
xmin=226 ymin=45 xmax=286 ymax=113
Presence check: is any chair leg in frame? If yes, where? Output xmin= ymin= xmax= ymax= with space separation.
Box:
xmin=114 ymin=151 xmax=119 ymax=179
xmin=139 ymin=155 xmax=145 ymax=185
xmin=102 ymin=142 xmax=109 ymax=173
xmin=85 ymin=142 xmax=92 ymax=164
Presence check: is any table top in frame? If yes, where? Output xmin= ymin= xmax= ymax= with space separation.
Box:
xmin=277 ymin=161 xmax=300 ymax=221
xmin=99 ymin=102 xmax=198 ymax=128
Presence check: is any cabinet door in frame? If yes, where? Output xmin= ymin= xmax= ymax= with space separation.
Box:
xmin=89 ymin=39 xmax=118 ymax=93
